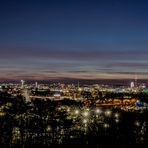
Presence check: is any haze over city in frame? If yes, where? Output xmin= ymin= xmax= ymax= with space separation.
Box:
xmin=1 ymin=0 xmax=148 ymax=81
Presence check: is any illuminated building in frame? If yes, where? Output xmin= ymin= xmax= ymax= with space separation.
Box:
xmin=130 ymin=81 xmax=134 ymax=88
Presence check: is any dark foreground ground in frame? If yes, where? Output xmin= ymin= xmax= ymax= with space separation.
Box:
xmin=0 ymin=93 xmax=148 ymax=148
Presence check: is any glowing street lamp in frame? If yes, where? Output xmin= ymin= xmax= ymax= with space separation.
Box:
xmin=104 ymin=123 xmax=109 ymax=128
xmin=46 ymin=126 xmax=51 ymax=132
xmin=75 ymin=110 xmax=79 ymax=115
xmin=114 ymin=113 xmax=119 ymax=118
xmin=105 ymin=110 xmax=112 ymax=117
xmin=67 ymin=108 xmax=70 ymax=112
xmin=83 ymin=111 xmax=89 ymax=117
xmin=115 ymin=119 xmax=120 ymax=123
xmin=96 ymin=108 xmax=102 ymax=114
xmin=83 ymin=119 xmax=87 ymax=124
xmin=135 ymin=121 xmax=140 ymax=127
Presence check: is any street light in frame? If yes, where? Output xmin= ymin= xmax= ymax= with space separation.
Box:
xmin=46 ymin=125 xmax=51 ymax=132
xmin=114 ymin=113 xmax=119 ymax=118
xmin=67 ymin=108 xmax=70 ymax=112
xmin=83 ymin=119 xmax=87 ymax=124
xmin=105 ymin=110 xmax=112 ymax=117
xmin=135 ymin=120 xmax=140 ymax=127
xmin=104 ymin=123 xmax=109 ymax=128
xmin=83 ymin=111 xmax=89 ymax=117
xmin=75 ymin=110 xmax=79 ymax=115
xmin=115 ymin=119 xmax=120 ymax=123
xmin=96 ymin=108 xmax=102 ymax=114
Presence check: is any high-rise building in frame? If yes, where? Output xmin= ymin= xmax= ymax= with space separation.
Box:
xmin=20 ymin=80 xmax=25 ymax=89
xmin=134 ymin=73 xmax=138 ymax=87
xmin=130 ymin=81 xmax=134 ymax=88
xmin=35 ymin=82 xmax=38 ymax=88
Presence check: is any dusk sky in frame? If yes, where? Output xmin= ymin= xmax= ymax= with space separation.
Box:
xmin=1 ymin=0 xmax=148 ymax=81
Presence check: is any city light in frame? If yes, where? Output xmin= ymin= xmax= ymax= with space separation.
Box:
xmin=83 ymin=119 xmax=88 ymax=124
xmin=105 ymin=110 xmax=112 ymax=117
xmin=67 ymin=108 xmax=70 ymax=112
xmin=75 ymin=110 xmax=79 ymax=115
xmin=1 ymin=0 xmax=148 ymax=147
xmin=83 ymin=111 xmax=89 ymax=117
xmin=114 ymin=113 xmax=119 ymax=118
xmin=115 ymin=119 xmax=120 ymax=123
xmin=95 ymin=108 xmax=102 ymax=114
xmin=0 ymin=112 xmax=5 ymax=116
xmin=135 ymin=121 xmax=140 ymax=127
xmin=46 ymin=126 xmax=51 ymax=132
xmin=104 ymin=123 xmax=109 ymax=128
xmin=0 ymin=81 xmax=148 ymax=147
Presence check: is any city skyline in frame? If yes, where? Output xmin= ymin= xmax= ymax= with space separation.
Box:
xmin=1 ymin=0 xmax=148 ymax=81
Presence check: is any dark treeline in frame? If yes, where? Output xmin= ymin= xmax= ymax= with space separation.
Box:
xmin=0 ymin=92 xmax=148 ymax=148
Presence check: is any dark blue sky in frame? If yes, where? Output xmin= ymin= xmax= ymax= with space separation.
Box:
xmin=1 ymin=0 xmax=148 ymax=80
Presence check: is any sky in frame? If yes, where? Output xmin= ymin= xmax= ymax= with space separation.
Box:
xmin=1 ymin=0 xmax=148 ymax=81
